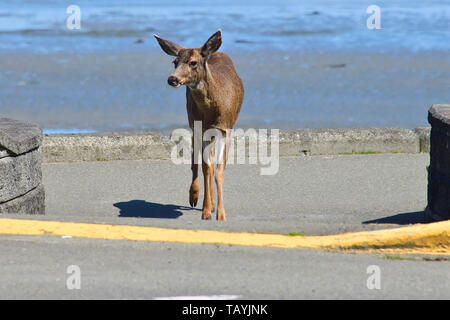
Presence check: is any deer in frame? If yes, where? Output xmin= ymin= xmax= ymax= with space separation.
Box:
xmin=154 ymin=30 xmax=244 ymax=221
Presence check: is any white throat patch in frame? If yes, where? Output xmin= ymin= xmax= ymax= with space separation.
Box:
xmin=187 ymin=81 xmax=204 ymax=90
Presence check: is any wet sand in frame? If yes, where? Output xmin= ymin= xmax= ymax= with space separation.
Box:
xmin=0 ymin=50 xmax=448 ymax=133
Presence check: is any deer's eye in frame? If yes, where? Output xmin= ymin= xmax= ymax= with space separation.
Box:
xmin=173 ymin=60 xmax=178 ymax=68
xmin=190 ymin=61 xmax=197 ymax=67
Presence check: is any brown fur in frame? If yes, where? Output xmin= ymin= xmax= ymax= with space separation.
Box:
xmin=155 ymin=30 xmax=244 ymax=220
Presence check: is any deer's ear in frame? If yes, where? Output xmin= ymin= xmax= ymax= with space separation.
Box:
xmin=201 ymin=30 xmax=222 ymax=58
xmin=154 ymin=35 xmax=184 ymax=56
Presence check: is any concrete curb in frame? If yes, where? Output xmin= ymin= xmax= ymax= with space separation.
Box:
xmin=42 ymin=127 xmax=431 ymax=163
xmin=0 ymin=218 xmax=448 ymax=255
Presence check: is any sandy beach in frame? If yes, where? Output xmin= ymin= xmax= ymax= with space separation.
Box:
xmin=0 ymin=50 xmax=448 ymax=133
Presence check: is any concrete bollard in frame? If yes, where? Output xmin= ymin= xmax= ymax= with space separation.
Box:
xmin=426 ymin=104 xmax=450 ymax=221
xmin=0 ymin=118 xmax=45 ymax=214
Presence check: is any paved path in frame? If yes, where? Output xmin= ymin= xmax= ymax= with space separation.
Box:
xmin=1 ymin=154 xmax=449 ymax=299
xmin=0 ymin=234 xmax=449 ymax=299
xmin=39 ymin=154 xmax=429 ymax=235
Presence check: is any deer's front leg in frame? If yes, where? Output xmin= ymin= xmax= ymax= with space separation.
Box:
xmin=215 ymin=132 xmax=228 ymax=221
xmin=209 ymin=144 xmax=215 ymax=211
xmin=201 ymin=142 xmax=213 ymax=220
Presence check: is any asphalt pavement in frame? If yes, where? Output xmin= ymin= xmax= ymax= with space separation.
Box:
xmin=41 ymin=154 xmax=429 ymax=235
xmin=1 ymin=154 xmax=449 ymax=299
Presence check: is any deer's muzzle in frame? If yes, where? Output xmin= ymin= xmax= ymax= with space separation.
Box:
xmin=168 ymin=76 xmax=180 ymax=87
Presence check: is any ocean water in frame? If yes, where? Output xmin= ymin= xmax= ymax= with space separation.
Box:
xmin=1 ymin=0 xmax=449 ymax=53
xmin=0 ymin=0 xmax=449 ymax=133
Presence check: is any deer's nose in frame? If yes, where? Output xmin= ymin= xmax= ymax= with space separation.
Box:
xmin=168 ymin=76 xmax=180 ymax=87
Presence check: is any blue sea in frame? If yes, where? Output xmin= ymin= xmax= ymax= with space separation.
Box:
xmin=0 ymin=0 xmax=449 ymax=53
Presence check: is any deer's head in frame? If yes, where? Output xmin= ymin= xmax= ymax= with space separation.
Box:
xmin=154 ymin=30 xmax=222 ymax=88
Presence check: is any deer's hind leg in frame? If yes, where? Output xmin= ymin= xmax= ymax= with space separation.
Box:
xmin=189 ymin=134 xmax=200 ymax=207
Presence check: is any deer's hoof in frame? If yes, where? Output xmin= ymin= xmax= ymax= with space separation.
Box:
xmin=216 ymin=209 xmax=226 ymax=221
xmin=202 ymin=214 xmax=212 ymax=220
xmin=189 ymin=186 xmax=199 ymax=207
xmin=202 ymin=207 xmax=212 ymax=220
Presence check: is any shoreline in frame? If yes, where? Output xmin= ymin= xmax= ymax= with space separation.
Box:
xmin=1 ymin=50 xmax=448 ymax=131
xmin=42 ymin=127 xmax=430 ymax=163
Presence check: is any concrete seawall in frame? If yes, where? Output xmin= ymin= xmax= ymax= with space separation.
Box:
xmin=42 ymin=127 xmax=431 ymax=163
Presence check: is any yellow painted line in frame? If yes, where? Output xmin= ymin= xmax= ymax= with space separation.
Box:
xmin=0 ymin=218 xmax=449 ymax=255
